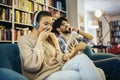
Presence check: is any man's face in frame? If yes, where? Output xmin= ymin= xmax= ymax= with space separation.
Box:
xmin=59 ymin=21 xmax=71 ymax=34
xmin=37 ymin=16 xmax=53 ymax=33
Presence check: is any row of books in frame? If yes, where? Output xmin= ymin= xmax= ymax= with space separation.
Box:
xmin=15 ymin=10 xmax=33 ymax=25
xmin=0 ymin=6 xmax=45 ymax=24
xmin=49 ymin=8 xmax=60 ymax=18
xmin=49 ymin=8 xmax=66 ymax=19
xmin=15 ymin=27 xmax=31 ymax=41
xmin=34 ymin=2 xmax=46 ymax=12
xmin=110 ymin=20 xmax=120 ymax=26
xmin=0 ymin=7 xmax=12 ymax=21
xmin=0 ymin=0 xmax=12 ymax=6
xmin=0 ymin=26 xmax=31 ymax=41
xmin=111 ymin=31 xmax=120 ymax=37
xmin=14 ymin=0 xmax=34 ymax=12
xmin=111 ymin=26 xmax=120 ymax=31
xmin=0 ymin=26 xmax=11 ymax=41
xmin=111 ymin=37 xmax=120 ymax=45
xmin=46 ymin=0 xmax=63 ymax=10
xmin=34 ymin=0 xmax=45 ymax=4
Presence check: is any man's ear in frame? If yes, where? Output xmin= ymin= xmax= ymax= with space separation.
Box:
xmin=56 ymin=28 xmax=60 ymax=32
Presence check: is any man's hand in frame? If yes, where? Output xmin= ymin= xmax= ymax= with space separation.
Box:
xmin=75 ymin=42 xmax=86 ymax=52
xmin=64 ymin=41 xmax=86 ymax=60
xmin=71 ymin=27 xmax=79 ymax=33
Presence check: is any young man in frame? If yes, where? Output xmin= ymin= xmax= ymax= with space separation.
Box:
xmin=52 ymin=17 xmax=93 ymax=53
xmin=52 ymin=16 xmax=120 ymax=80
xmin=18 ymin=11 xmax=105 ymax=80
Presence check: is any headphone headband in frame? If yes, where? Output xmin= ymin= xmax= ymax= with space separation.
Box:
xmin=33 ymin=11 xmax=41 ymax=28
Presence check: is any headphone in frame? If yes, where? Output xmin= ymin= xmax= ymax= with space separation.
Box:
xmin=33 ymin=11 xmax=41 ymax=28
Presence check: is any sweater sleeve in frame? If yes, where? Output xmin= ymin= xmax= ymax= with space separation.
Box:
xmin=18 ymin=36 xmax=45 ymax=72
xmin=55 ymin=49 xmax=67 ymax=65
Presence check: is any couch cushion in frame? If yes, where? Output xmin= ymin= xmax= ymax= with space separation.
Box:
xmin=0 ymin=47 xmax=12 ymax=69
xmin=0 ymin=44 xmax=22 ymax=73
xmin=0 ymin=68 xmax=28 ymax=80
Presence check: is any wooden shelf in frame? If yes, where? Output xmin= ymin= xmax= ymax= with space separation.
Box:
xmin=0 ymin=20 xmax=12 ymax=23
xmin=15 ymin=22 xmax=32 ymax=27
xmin=48 ymin=6 xmax=67 ymax=13
xmin=15 ymin=8 xmax=34 ymax=14
xmin=0 ymin=40 xmax=12 ymax=43
xmin=0 ymin=3 xmax=12 ymax=8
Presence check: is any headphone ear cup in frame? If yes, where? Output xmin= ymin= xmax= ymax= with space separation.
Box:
xmin=35 ymin=22 xmax=38 ymax=28
xmin=33 ymin=22 xmax=38 ymax=28
xmin=33 ymin=11 xmax=40 ymax=28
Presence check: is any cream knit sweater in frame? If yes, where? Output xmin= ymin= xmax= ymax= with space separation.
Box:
xmin=18 ymin=34 xmax=65 ymax=80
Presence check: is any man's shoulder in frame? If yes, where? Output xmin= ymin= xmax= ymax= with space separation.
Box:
xmin=57 ymin=36 xmax=66 ymax=41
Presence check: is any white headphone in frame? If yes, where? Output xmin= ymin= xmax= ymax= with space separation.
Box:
xmin=33 ymin=11 xmax=41 ymax=28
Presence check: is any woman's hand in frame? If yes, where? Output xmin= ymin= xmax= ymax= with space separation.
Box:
xmin=38 ymin=28 xmax=51 ymax=44
xmin=48 ymin=33 xmax=60 ymax=49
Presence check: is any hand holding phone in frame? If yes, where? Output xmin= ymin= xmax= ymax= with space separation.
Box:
xmin=64 ymin=31 xmax=78 ymax=53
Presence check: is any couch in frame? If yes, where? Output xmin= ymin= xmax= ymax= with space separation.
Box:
xmin=0 ymin=44 xmax=118 ymax=80
xmin=0 ymin=44 xmax=28 ymax=80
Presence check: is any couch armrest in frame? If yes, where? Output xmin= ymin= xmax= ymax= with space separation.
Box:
xmin=83 ymin=46 xmax=118 ymax=61
xmin=0 ymin=68 xmax=28 ymax=80
xmin=89 ymin=53 xmax=119 ymax=61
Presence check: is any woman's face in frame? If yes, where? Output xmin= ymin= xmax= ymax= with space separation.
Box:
xmin=37 ymin=16 xmax=53 ymax=33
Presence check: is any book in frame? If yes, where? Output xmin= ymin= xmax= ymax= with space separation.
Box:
xmin=0 ymin=7 xmax=3 ymax=19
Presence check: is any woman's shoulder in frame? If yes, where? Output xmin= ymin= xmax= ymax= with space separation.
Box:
xmin=19 ymin=34 xmax=31 ymax=40
xmin=18 ymin=33 xmax=35 ymax=43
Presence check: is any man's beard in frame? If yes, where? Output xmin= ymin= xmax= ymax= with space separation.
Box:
xmin=62 ymin=30 xmax=71 ymax=34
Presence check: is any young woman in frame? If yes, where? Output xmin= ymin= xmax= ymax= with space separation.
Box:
xmin=18 ymin=11 xmax=105 ymax=80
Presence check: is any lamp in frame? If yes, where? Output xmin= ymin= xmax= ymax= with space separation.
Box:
xmin=94 ymin=9 xmax=110 ymax=52
xmin=94 ymin=9 xmax=103 ymax=17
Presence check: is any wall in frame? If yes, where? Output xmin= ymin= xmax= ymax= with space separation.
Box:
xmin=66 ymin=0 xmax=85 ymax=29
xmin=66 ymin=0 xmax=78 ymax=27
xmin=77 ymin=0 xmax=85 ymax=29
xmin=110 ymin=16 xmax=120 ymax=21
xmin=85 ymin=13 xmax=98 ymax=45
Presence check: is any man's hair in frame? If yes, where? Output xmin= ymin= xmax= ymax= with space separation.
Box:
xmin=36 ymin=11 xmax=52 ymax=23
xmin=52 ymin=17 xmax=68 ymax=35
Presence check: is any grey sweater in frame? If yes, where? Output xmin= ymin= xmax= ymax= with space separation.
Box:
xmin=18 ymin=34 xmax=65 ymax=80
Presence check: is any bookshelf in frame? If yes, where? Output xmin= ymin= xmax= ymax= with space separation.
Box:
xmin=0 ymin=0 xmax=67 ymax=44
xmin=110 ymin=20 xmax=120 ymax=46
